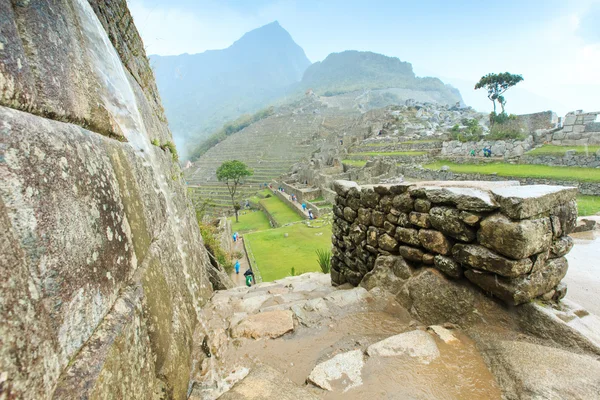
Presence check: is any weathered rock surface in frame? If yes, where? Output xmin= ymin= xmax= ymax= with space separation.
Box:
xmin=429 ymin=206 xmax=476 ymax=242
xmin=425 ymin=187 xmax=499 ymax=212
xmin=418 ymin=229 xmax=452 ymax=255
xmin=218 ymin=364 xmax=319 ymax=400
xmin=395 ymin=227 xmax=421 ymax=246
xmin=484 ymin=340 xmax=600 ymax=400
xmin=491 ymin=185 xmax=578 ymax=219
xmin=453 ymin=244 xmax=532 ymax=278
xmin=361 ymin=256 xmax=413 ymax=292
xmin=478 ymin=213 xmax=552 ymax=259
xmin=366 ymin=330 xmax=440 ymax=363
xmin=307 ymin=349 xmax=365 ymax=392
xmin=465 ymin=257 xmax=569 ymax=305
xmin=231 ymin=310 xmax=295 ymax=339
xmin=433 ymin=255 xmax=463 ymax=278
xmin=0 ymin=2 xmax=223 ymax=398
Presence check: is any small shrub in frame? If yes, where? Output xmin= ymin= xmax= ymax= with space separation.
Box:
xmin=290 ymin=267 xmax=297 ymax=276
xmin=198 ymin=222 xmax=233 ymax=273
xmin=160 ymin=141 xmax=179 ymax=162
xmin=315 ymin=248 xmax=331 ymax=273
xmin=151 ymin=138 xmax=160 ymax=146
xmin=449 ymin=119 xmax=483 ymax=142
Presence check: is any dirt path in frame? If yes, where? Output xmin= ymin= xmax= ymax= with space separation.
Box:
xmin=565 ymin=231 xmax=600 ymax=316
xmin=229 ymin=237 xmax=250 ymax=287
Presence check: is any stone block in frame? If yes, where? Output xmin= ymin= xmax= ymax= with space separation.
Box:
xmin=392 ymin=193 xmax=414 ymax=212
xmin=550 ymin=236 xmax=574 ymax=258
xmin=452 ymin=244 xmax=532 ymax=278
xmin=399 ymin=246 xmax=424 ymax=263
xmin=429 ymin=206 xmax=476 ymax=242
xmin=367 ymin=227 xmax=378 ymax=247
xmin=433 ymin=255 xmax=463 ymax=278
xmin=418 ymin=229 xmax=452 ymax=255
xmin=360 ymin=189 xmax=380 ymax=209
xmin=395 ymin=227 xmax=421 ymax=247
xmin=378 ymin=233 xmax=398 ymax=252
xmin=383 ymin=221 xmax=396 ymax=235
xmin=491 ymin=185 xmax=577 ymax=220
xmin=379 ymin=195 xmax=393 ymax=213
xmin=409 ymin=212 xmax=431 ymax=228
xmin=422 ymin=253 xmax=435 ymax=265
xmin=357 ymin=208 xmax=371 ymax=225
xmin=478 ymin=214 xmax=553 ymax=259
xmin=334 ymin=180 xmax=360 ymax=196
xmin=464 ymin=257 xmax=568 ymax=305
xmin=414 ymin=198 xmax=432 ymax=213
xmin=424 ymin=187 xmax=499 ymax=212
xmin=371 ymin=211 xmax=385 ymax=227
xmin=343 ymin=207 xmax=357 ymax=223
xmin=459 ymin=211 xmax=481 ymax=226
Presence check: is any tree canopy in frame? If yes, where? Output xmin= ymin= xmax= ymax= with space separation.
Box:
xmin=475 ymin=72 xmax=523 ymax=114
xmin=216 ymin=160 xmax=253 ymax=222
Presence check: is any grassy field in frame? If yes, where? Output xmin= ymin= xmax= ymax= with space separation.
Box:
xmin=350 ymin=151 xmax=427 ymax=156
xmin=342 ymin=159 xmax=368 ymax=167
xmin=259 ymin=195 xmax=303 ymax=225
xmin=425 ymin=161 xmax=600 ymax=182
xmin=244 ymin=222 xmax=332 ymax=281
xmin=528 ymin=145 xmax=600 ymax=156
xmin=229 ymin=210 xmax=271 ymax=233
xmin=578 ymin=195 xmax=600 ymax=216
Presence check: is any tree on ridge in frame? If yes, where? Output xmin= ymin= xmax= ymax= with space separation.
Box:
xmin=475 ymin=72 xmax=523 ymax=115
xmin=216 ymin=160 xmax=253 ymax=222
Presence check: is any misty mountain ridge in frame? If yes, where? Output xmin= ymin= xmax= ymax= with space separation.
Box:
xmin=150 ymin=21 xmax=311 ymax=151
xmin=150 ymin=21 xmax=463 ymax=157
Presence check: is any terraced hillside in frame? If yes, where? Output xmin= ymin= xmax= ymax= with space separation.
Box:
xmin=186 ymin=98 xmax=359 ymax=214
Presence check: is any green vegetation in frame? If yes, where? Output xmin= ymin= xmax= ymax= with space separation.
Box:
xmin=425 ymin=161 xmax=600 ymax=182
xmin=577 ymin=195 xmax=600 ymax=216
xmin=528 ymin=145 xmax=600 ymax=156
xmin=189 ymin=107 xmax=275 ymax=161
xmin=216 ymin=160 xmax=253 ymax=222
xmin=342 ymin=159 xmax=367 ymax=167
xmin=316 ymin=248 xmax=331 ymax=273
xmin=151 ymin=138 xmax=160 ymax=146
xmin=198 ymin=222 xmax=233 ymax=273
xmin=350 ymin=151 xmax=427 ymax=156
xmin=244 ymin=222 xmax=332 ymax=281
xmin=160 ymin=141 xmax=178 ymax=162
xmin=259 ymin=195 xmax=303 ymax=225
xmin=400 ymin=139 xmax=441 ymax=144
xmin=475 ymin=72 xmax=524 ymax=114
xmin=229 ymin=210 xmax=271 ymax=233
xmin=449 ymin=119 xmax=484 ymax=142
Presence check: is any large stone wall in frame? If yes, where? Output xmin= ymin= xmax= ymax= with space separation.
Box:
xmin=442 ymin=136 xmax=534 ymax=159
xmin=0 ymin=2 xmax=226 ymax=399
xmin=396 ymin=165 xmax=600 ymax=196
xmin=516 ymin=110 xmax=559 ymax=132
xmin=547 ymin=111 xmax=600 ymax=145
xmin=331 ymin=180 xmax=577 ymax=306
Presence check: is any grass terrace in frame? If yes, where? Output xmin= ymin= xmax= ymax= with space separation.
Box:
xmin=527 ymin=145 xmax=600 ymax=156
xmin=259 ymin=194 xmax=303 ymax=225
xmin=425 ymin=161 xmax=600 ymax=183
xmin=350 ymin=151 xmax=427 ymax=156
xmin=577 ymin=195 xmax=600 ymax=216
xmin=342 ymin=159 xmax=367 ymax=167
xmin=229 ymin=210 xmax=271 ymax=233
xmin=244 ymin=222 xmax=333 ymax=281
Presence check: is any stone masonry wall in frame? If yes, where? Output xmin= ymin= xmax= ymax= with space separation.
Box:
xmin=549 ymin=111 xmax=600 ymax=145
xmin=442 ymin=136 xmax=534 ymax=159
xmin=331 ymin=180 xmax=577 ymax=306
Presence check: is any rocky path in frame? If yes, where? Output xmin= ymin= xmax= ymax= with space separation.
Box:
xmin=229 ymin=237 xmax=250 ymax=287
xmin=188 ymin=273 xmax=506 ymax=399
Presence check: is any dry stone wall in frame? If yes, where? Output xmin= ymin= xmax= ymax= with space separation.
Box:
xmin=331 ymin=180 xmax=577 ymax=306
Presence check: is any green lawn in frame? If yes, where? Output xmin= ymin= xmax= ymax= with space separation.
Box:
xmin=350 ymin=151 xmax=427 ymax=156
xmin=229 ymin=210 xmax=271 ymax=233
xmin=425 ymin=161 xmax=600 ymax=182
xmin=400 ymin=139 xmax=441 ymax=144
xmin=259 ymin=195 xmax=303 ymax=225
xmin=244 ymin=222 xmax=333 ymax=281
xmin=578 ymin=195 xmax=600 ymax=216
xmin=342 ymin=159 xmax=367 ymax=167
xmin=528 ymin=145 xmax=600 ymax=156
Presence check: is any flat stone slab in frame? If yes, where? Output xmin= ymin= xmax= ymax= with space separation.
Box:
xmin=307 ymin=349 xmax=365 ymax=392
xmin=423 ymin=187 xmax=499 ymax=212
xmin=485 ymin=340 xmax=600 ymax=400
xmin=366 ymin=330 xmax=440 ymax=364
xmin=427 ymin=326 xmax=458 ymax=343
xmin=230 ymin=310 xmax=294 ymax=339
xmin=453 ymin=244 xmax=533 ymax=278
xmin=324 ymin=287 xmax=371 ymax=308
xmin=410 ymin=180 xmax=520 ymax=190
xmin=219 ymin=364 xmax=320 ymax=400
xmin=491 ymin=185 xmax=578 ymax=219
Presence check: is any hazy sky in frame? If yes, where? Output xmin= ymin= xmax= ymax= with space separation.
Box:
xmin=128 ymin=0 xmax=600 ymax=116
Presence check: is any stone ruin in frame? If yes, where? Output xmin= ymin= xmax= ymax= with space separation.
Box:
xmin=331 ymin=180 xmax=577 ymax=305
